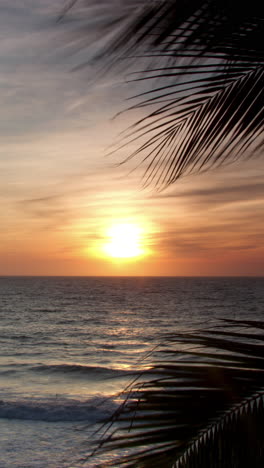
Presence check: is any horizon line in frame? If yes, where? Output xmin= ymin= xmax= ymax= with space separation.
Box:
xmin=0 ymin=274 xmax=263 ymax=279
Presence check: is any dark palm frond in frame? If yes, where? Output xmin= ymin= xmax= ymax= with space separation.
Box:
xmin=115 ymin=66 xmax=263 ymax=188
xmin=88 ymin=321 xmax=264 ymax=467
xmin=64 ymin=0 xmax=264 ymax=188
xmin=101 ymin=1 xmax=264 ymax=64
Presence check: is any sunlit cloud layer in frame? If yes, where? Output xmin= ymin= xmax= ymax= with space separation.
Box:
xmin=0 ymin=1 xmax=263 ymax=276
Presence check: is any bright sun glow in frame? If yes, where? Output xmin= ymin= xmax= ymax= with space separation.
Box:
xmin=103 ymin=223 xmax=145 ymax=259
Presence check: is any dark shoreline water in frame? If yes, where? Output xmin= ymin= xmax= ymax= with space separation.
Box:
xmin=0 ymin=276 xmax=263 ymax=467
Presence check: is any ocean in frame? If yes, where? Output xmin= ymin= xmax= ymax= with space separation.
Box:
xmin=0 ymin=276 xmax=263 ymax=467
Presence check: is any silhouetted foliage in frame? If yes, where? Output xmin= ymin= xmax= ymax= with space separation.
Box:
xmin=88 ymin=321 xmax=264 ymax=467
xmin=63 ymin=0 xmax=264 ymax=189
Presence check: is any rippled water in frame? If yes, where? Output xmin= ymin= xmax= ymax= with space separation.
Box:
xmin=0 ymin=276 xmax=263 ymax=467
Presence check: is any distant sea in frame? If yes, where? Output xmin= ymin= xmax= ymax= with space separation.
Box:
xmin=0 ymin=276 xmax=263 ymax=467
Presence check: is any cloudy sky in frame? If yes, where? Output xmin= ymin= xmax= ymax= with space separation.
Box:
xmin=0 ymin=0 xmax=263 ymax=276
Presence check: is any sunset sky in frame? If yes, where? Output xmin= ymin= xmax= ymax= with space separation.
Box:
xmin=0 ymin=1 xmax=263 ymax=276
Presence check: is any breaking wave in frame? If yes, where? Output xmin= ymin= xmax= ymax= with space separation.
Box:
xmin=0 ymin=395 xmax=117 ymax=422
xmin=33 ymin=363 xmax=129 ymax=377
xmin=0 ymin=362 xmax=133 ymax=378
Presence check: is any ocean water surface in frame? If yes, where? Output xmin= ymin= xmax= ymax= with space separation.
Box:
xmin=0 ymin=276 xmax=263 ymax=467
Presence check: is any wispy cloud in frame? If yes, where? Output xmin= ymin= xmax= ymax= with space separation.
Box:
xmin=0 ymin=1 xmax=263 ymax=275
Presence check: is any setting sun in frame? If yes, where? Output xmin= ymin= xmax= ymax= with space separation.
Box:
xmin=103 ymin=223 xmax=145 ymax=259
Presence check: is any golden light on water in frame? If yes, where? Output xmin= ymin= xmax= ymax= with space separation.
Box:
xmin=103 ymin=222 xmax=146 ymax=259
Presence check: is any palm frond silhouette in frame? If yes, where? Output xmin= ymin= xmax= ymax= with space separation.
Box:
xmin=63 ymin=0 xmax=264 ymax=189
xmin=89 ymin=320 xmax=264 ymax=467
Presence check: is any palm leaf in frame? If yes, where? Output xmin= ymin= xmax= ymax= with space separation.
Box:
xmin=64 ymin=0 xmax=264 ymax=188
xmin=115 ymin=66 xmax=263 ymax=188
xmin=87 ymin=320 xmax=264 ymax=467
